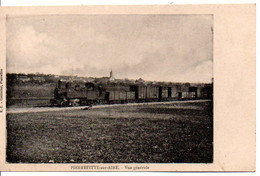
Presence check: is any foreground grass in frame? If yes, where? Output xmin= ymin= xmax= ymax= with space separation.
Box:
xmin=6 ymin=101 xmax=213 ymax=163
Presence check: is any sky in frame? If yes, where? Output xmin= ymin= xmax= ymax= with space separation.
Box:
xmin=6 ymin=15 xmax=213 ymax=83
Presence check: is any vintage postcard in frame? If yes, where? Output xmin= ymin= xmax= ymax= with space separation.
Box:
xmin=0 ymin=5 xmax=256 ymax=171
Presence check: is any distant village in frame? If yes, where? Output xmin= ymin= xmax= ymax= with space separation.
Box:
xmin=7 ymin=70 xmax=212 ymax=87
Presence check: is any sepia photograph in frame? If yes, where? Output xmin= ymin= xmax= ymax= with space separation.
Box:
xmin=0 ymin=4 xmax=255 ymax=172
xmin=5 ymin=14 xmax=213 ymax=164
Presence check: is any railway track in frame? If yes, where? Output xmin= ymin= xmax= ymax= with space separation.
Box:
xmin=6 ymin=99 xmax=211 ymax=114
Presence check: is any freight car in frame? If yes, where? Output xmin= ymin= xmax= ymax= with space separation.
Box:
xmin=130 ymin=85 xmax=159 ymax=102
xmin=50 ymin=80 xmax=213 ymax=107
xmin=105 ymin=91 xmax=135 ymax=104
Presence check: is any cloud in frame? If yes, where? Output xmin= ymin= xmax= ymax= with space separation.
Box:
xmin=175 ymin=60 xmax=213 ymax=83
xmin=7 ymin=15 xmax=213 ymax=83
xmin=7 ymin=25 xmax=62 ymax=74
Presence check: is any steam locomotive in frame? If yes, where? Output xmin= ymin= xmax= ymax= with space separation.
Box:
xmin=50 ymin=80 xmax=212 ymax=107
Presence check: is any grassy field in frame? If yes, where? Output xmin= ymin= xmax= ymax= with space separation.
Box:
xmin=6 ymin=101 xmax=213 ymax=163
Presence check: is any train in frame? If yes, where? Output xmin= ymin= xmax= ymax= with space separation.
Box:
xmin=50 ymin=80 xmax=213 ymax=107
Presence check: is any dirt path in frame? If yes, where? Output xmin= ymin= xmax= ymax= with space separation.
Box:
xmin=7 ymin=99 xmax=211 ymax=114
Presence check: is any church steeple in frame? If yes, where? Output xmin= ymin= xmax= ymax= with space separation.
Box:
xmin=109 ymin=69 xmax=115 ymax=81
xmin=110 ymin=69 xmax=113 ymax=78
